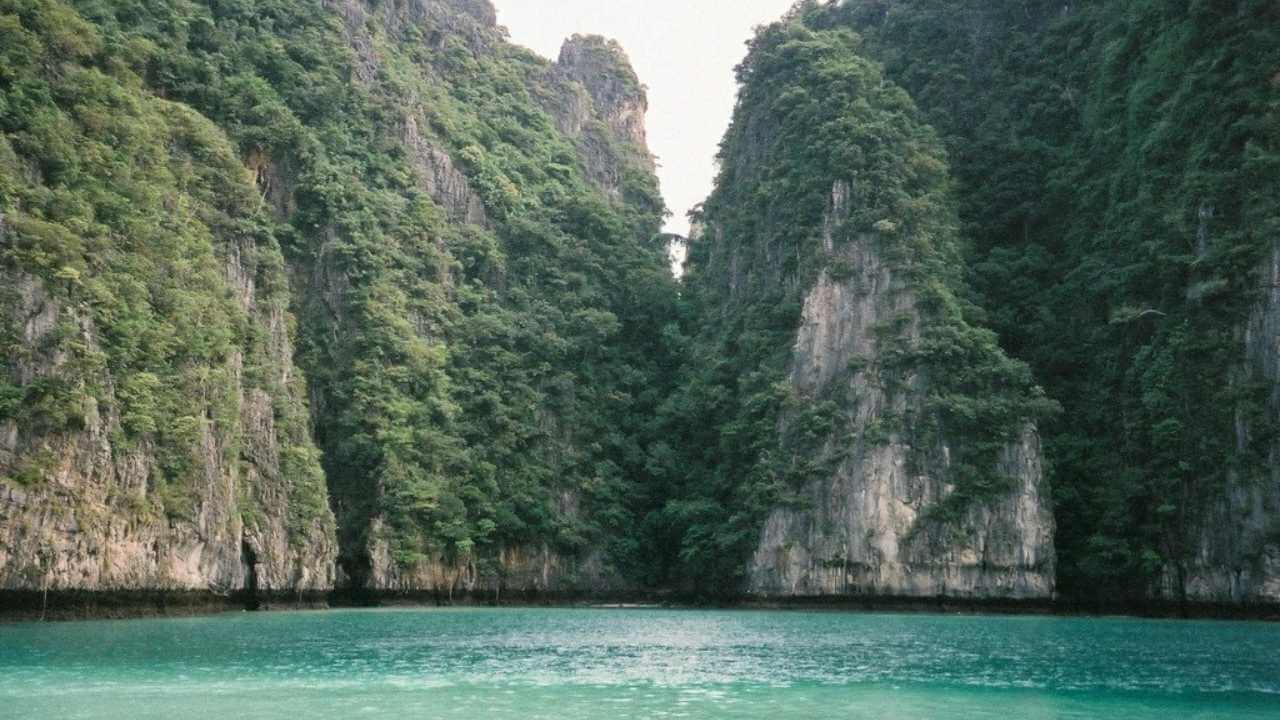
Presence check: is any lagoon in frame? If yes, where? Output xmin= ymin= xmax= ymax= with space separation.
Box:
xmin=1 ymin=608 xmax=1277 ymax=719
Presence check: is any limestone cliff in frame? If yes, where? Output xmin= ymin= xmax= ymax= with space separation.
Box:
xmin=2 ymin=0 xmax=665 ymax=613
xmin=362 ymin=518 xmax=624 ymax=601
xmin=673 ymin=16 xmax=1056 ymax=601
xmin=555 ymin=36 xmax=650 ymax=153
xmin=1166 ymin=240 xmax=1280 ymax=605
xmin=0 ymin=216 xmax=335 ymax=606
xmin=260 ymin=0 xmax=665 ymax=600
xmin=0 ymin=7 xmax=340 ymax=611
xmin=745 ymin=184 xmax=1055 ymax=600
xmin=539 ymin=34 xmax=656 ymax=198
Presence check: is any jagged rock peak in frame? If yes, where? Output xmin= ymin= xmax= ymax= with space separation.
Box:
xmin=555 ymin=34 xmax=651 ymax=156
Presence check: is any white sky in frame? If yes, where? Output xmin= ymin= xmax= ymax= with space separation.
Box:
xmin=491 ymin=0 xmax=799 ymax=236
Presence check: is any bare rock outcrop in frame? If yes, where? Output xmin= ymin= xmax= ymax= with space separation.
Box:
xmin=744 ymin=183 xmax=1056 ymax=600
xmin=1165 ymin=239 xmax=1280 ymax=604
xmin=0 ymin=258 xmax=336 ymax=603
xmin=540 ymin=34 xmax=656 ymax=197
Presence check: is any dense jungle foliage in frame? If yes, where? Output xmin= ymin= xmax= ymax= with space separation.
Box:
xmin=644 ymin=4 xmax=1056 ymax=593
xmin=813 ymin=0 xmax=1280 ymax=603
xmin=0 ymin=0 xmax=676 ymax=587
xmin=2 ymin=0 xmax=1277 ymax=604
xmin=632 ymin=0 xmax=1280 ymax=602
xmin=0 ymin=0 xmax=332 ymax=539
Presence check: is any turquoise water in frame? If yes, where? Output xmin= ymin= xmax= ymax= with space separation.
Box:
xmin=1 ymin=608 xmax=1277 ymax=719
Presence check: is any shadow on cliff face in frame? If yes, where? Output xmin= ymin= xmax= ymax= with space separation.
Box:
xmin=330 ymin=550 xmax=380 ymax=608
xmin=241 ymin=542 xmax=260 ymax=612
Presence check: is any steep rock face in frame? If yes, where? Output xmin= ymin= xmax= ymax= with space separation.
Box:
xmin=0 ymin=274 xmax=237 ymax=593
xmin=223 ymin=236 xmax=339 ymax=597
xmin=341 ymin=0 xmax=497 ymax=52
xmin=0 ymin=261 xmax=335 ymax=599
xmin=0 ymin=9 xmax=337 ymax=605
xmin=829 ymin=0 xmax=1280 ymax=607
xmin=333 ymin=0 xmax=491 ymax=229
xmin=364 ymin=519 xmax=623 ymax=599
xmin=401 ymin=116 xmax=489 ymax=227
xmin=745 ymin=185 xmax=1055 ymax=599
xmin=1168 ymin=241 xmax=1280 ymax=604
xmin=669 ymin=17 xmax=1056 ymax=599
xmin=541 ymin=34 xmax=656 ymax=197
xmin=179 ymin=0 xmax=670 ymax=600
xmin=554 ymin=35 xmax=652 ymax=159
xmin=298 ymin=1 xmax=665 ymax=599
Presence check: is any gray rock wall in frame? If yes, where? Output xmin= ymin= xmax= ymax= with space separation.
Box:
xmin=1166 ymin=239 xmax=1280 ymax=604
xmin=745 ymin=183 xmax=1056 ymax=600
xmin=298 ymin=2 xmax=649 ymax=599
xmin=0 ymin=260 xmax=336 ymax=599
xmin=540 ymin=34 xmax=656 ymax=197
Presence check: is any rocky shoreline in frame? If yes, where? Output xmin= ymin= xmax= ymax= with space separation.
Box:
xmin=0 ymin=590 xmax=329 ymax=623
xmin=4 ymin=590 xmax=1277 ymax=624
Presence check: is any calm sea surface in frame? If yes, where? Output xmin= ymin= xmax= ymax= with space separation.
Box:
xmin=0 ymin=607 xmax=1277 ymax=719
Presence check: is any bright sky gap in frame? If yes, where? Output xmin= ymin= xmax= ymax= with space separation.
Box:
xmin=491 ymin=0 xmax=800 ymax=237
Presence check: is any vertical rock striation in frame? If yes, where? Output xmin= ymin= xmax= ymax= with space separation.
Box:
xmin=553 ymin=35 xmax=653 ymax=163
xmin=1168 ymin=241 xmax=1280 ymax=605
xmin=541 ymin=34 xmax=656 ymax=198
xmin=0 ymin=10 xmax=337 ymax=613
xmin=828 ymin=0 xmax=1280 ymax=610
xmin=675 ymin=15 xmax=1056 ymax=602
xmin=0 ymin=219 xmax=336 ymax=607
xmin=745 ymin=185 xmax=1055 ymax=600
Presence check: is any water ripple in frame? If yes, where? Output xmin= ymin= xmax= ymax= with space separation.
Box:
xmin=1 ymin=608 xmax=1277 ymax=719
